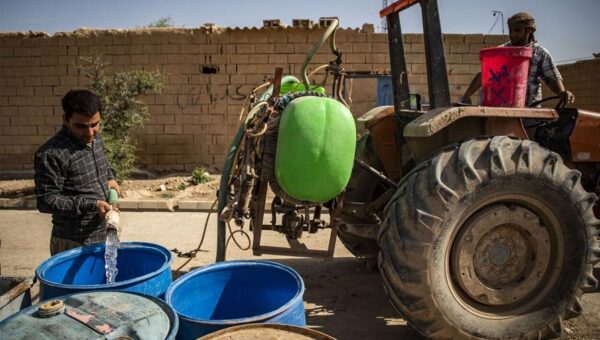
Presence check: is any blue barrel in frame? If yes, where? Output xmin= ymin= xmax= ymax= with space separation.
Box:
xmin=0 ymin=291 xmax=178 ymax=339
xmin=36 ymin=242 xmax=173 ymax=301
xmin=166 ymin=260 xmax=306 ymax=339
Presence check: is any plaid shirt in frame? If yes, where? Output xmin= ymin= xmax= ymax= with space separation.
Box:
xmin=34 ymin=126 xmax=115 ymax=244
xmin=502 ymin=42 xmax=562 ymax=106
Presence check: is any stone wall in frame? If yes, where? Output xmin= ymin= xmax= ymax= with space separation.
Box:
xmin=0 ymin=26 xmax=508 ymax=175
xmin=554 ymin=58 xmax=600 ymax=112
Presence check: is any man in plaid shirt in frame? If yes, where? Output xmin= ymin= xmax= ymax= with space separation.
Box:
xmin=34 ymin=90 xmax=122 ymax=255
xmin=462 ymin=12 xmax=575 ymax=107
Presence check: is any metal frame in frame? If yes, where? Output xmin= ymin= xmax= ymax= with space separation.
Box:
xmin=386 ymin=14 xmax=410 ymax=112
xmin=381 ymin=0 xmax=450 ymax=110
xmin=250 ymin=180 xmax=337 ymax=259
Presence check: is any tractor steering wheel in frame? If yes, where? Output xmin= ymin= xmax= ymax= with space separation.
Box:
xmin=528 ymin=95 xmax=567 ymax=110
xmin=523 ymin=95 xmax=568 ymax=131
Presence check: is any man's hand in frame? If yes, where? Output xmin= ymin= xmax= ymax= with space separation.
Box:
xmin=108 ymin=179 xmax=122 ymax=197
xmin=560 ymin=90 xmax=575 ymax=103
xmin=96 ymin=200 xmax=111 ymax=219
xmin=549 ymin=79 xmax=575 ymax=105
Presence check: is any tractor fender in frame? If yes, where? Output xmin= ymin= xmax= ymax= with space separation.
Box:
xmin=404 ymin=106 xmax=558 ymax=137
xmin=403 ymin=106 xmax=559 ymax=162
xmin=570 ymin=109 xmax=600 ymax=162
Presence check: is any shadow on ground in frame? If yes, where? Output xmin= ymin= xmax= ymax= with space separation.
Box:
xmin=178 ymin=256 xmax=420 ymax=340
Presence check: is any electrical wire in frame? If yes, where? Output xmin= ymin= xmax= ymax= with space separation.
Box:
xmin=555 ymin=56 xmax=596 ymax=64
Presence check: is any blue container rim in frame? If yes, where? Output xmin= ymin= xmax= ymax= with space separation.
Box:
xmin=165 ymin=260 xmax=305 ymax=325
xmin=0 ymin=290 xmax=179 ymax=338
xmin=35 ymin=242 xmax=173 ymax=290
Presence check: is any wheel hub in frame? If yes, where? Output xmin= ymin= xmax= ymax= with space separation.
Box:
xmin=452 ymin=204 xmax=551 ymax=307
xmin=489 ymin=244 xmax=510 ymax=266
xmin=474 ymin=225 xmax=529 ymax=287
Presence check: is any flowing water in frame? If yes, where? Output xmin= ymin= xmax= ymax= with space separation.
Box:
xmin=104 ymin=228 xmax=120 ymax=284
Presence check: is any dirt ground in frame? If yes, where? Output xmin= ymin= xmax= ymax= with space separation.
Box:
xmin=0 ymin=174 xmax=221 ymax=201
xmin=1 ymin=209 xmax=599 ymax=339
xmin=0 ymin=210 xmax=415 ymax=339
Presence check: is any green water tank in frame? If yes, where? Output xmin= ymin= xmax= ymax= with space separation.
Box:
xmin=275 ymin=96 xmax=356 ymax=203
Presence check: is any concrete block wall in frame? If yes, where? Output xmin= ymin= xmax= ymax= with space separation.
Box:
xmin=555 ymin=58 xmax=600 ymax=112
xmin=0 ymin=27 xmax=507 ymax=174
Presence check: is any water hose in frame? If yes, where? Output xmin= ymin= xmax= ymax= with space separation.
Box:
xmin=173 ymin=195 xmax=250 ymax=271
xmin=301 ymin=18 xmax=340 ymax=89
xmin=216 ymin=123 xmax=246 ymax=262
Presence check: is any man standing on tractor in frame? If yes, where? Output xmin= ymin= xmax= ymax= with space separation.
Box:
xmin=462 ymin=12 xmax=575 ymax=107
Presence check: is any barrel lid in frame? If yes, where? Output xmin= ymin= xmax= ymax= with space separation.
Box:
xmin=197 ymin=323 xmax=336 ymax=340
xmin=0 ymin=291 xmax=174 ymax=340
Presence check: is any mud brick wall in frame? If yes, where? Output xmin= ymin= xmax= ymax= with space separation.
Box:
xmin=0 ymin=27 xmax=508 ymax=175
xmin=554 ymin=58 xmax=600 ymax=112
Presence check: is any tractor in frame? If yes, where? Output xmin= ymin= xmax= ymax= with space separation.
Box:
xmin=216 ymin=0 xmax=600 ymax=338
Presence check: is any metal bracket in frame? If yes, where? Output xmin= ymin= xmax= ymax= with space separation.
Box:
xmin=251 ymin=181 xmax=337 ymax=259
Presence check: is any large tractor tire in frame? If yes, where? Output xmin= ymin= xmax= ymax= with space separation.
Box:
xmin=378 ymin=136 xmax=600 ymax=339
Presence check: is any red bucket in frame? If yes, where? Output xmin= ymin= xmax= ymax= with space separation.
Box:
xmin=480 ymin=47 xmax=532 ymax=107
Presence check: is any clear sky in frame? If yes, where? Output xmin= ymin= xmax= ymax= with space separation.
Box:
xmin=1 ymin=0 xmax=598 ymax=64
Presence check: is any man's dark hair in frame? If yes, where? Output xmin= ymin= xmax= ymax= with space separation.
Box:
xmin=61 ymin=90 xmax=101 ymax=120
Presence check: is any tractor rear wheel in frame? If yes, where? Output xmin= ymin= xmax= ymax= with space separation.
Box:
xmin=378 ymin=136 xmax=600 ymax=339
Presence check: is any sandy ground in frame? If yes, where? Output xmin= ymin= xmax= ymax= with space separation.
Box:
xmin=0 ymin=210 xmax=599 ymax=339
xmin=0 ymin=175 xmax=220 ymax=201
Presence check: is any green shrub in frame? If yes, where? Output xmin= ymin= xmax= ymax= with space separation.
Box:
xmin=77 ymin=56 xmax=164 ymax=180
xmin=190 ymin=167 xmax=212 ymax=185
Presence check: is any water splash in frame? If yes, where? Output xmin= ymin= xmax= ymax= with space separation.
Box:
xmin=104 ymin=228 xmax=120 ymax=284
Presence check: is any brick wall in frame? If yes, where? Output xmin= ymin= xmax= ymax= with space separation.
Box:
xmin=0 ymin=26 xmax=507 ymax=175
xmin=554 ymin=58 xmax=600 ymax=112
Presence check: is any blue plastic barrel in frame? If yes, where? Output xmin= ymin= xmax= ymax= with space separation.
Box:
xmin=166 ymin=260 xmax=306 ymax=339
xmin=36 ymin=242 xmax=173 ymax=301
xmin=0 ymin=291 xmax=178 ymax=340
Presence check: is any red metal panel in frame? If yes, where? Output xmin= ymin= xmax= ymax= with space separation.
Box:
xmin=380 ymin=0 xmax=419 ymax=17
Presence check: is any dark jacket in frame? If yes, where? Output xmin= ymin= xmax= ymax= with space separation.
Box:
xmin=34 ymin=126 xmax=115 ymax=244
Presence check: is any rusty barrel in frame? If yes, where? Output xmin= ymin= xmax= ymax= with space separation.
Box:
xmin=0 ymin=291 xmax=178 ymax=339
xmin=198 ymin=323 xmax=336 ymax=340
xmin=0 ymin=277 xmax=34 ymax=322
